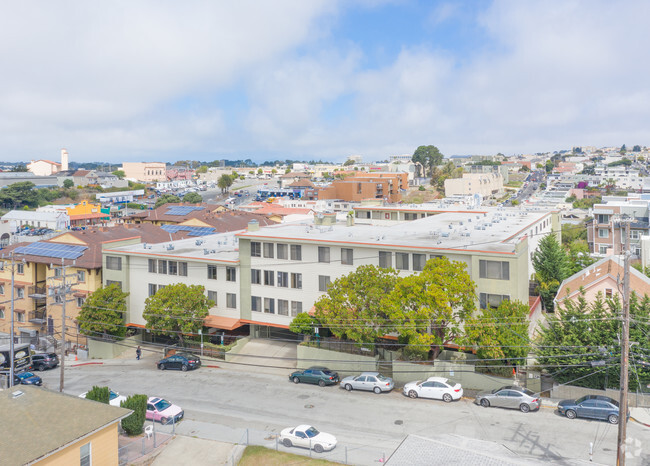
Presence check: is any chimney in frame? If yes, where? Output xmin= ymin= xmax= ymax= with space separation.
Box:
xmin=247 ymin=220 xmax=260 ymax=232
xmin=61 ymin=149 xmax=69 ymax=171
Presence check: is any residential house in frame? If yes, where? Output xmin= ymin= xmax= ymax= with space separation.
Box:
xmin=66 ymin=201 xmax=111 ymax=227
xmin=308 ymin=173 xmax=408 ymax=203
xmin=586 ymin=199 xmax=649 ymax=257
xmin=27 ymin=160 xmax=62 ymax=177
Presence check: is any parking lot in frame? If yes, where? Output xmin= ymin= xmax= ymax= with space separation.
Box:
xmin=36 ymin=353 xmax=650 ymax=465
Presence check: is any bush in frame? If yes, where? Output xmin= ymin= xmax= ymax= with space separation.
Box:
xmin=85 ymin=386 xmax=110 ymax=404
xmin=418 ymin=186 xmax=425 ymax=191
xmin=401 ymin=344 xmax=429 ymax=361
xmin=120 ymin=394 xmax=147 ymax=435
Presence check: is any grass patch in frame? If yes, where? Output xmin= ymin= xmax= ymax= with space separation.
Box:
xmin=238 ymin=445 xmax=341 ymax=465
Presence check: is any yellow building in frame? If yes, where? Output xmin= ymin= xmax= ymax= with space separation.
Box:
xmin=0 ymin=386 xmax=131 ymax=465
xmin=66 ymin=201 xmax=110 ymax=227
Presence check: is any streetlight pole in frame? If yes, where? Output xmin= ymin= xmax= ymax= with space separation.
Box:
xmin=616 ymin=217 xmax=631 ymax=465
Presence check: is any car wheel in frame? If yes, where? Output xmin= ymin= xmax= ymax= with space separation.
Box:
xmin=282 ymin=438 xmax=292 ymax=448
xmin=608 ymin=414 xmax=619 ymax=425
xmin=520 ymin=403 xmax=530 ymax=413
xmin=159 ymin=363 xmax=166 ymax=370
xmin=345 ymin=384 xmax=352 ymax=391
xmin=181 ymin=364 xmax=188 ymax=372
xmin=373 ymin=387 xmax=382 ymax=394
xmin=36 ymin=365 xmax=44 ymax=372
xmin=408 ymin=390 xmax=418 ymax=399
xmin=480 ymin=398 xmax=490 ymax=408
xmin=443 ymin=393 xmax=453 ymax=403
xmin=318 ymin=380 xmax=325 ymax=387
xmin=314 ymin=444 xmax=324 ymax=453
xmin=293 ymin=377 xmax=300 ymax=384
xmin=565 ymin=409 xmax=576 ymax=419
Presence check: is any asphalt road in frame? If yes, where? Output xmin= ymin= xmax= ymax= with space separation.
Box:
xmin=35 ymin=354 xmax=650 ymax=465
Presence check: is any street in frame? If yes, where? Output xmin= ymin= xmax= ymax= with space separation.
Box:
xmin=36 ymin=353 xmax=650 ymax=465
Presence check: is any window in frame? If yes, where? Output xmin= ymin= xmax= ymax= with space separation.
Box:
xmin=599 ymin=245 xmax=608 ymax=254
xmin=277 ymin=243 xmax=288 ymax=259
xmin=148 ymin=284 xmax=157 ymax=296
xmin=106 ymin=256 xmax=122 ymax=270
xmin=148 ymin=259 xmax=157 ymax=273
xmin=207 ymin=265 xmax=217 ymax=280
xmin=291 ymin=301 xmax=302 ymax=316
xmin=77 ymin=271 xmax=86 ymax=282
xmin=605 ymin=288 xmax=613 ymax=298
xmin=479 ymin=260 xmax=510 ymax=280
xmin=76 ymin=297 xmax=85 ymax=307
xmin=54 ymin=267 xmax=63 ymax=278
xmin=278 ymin=299 xmax=289 ymax=316
xmin=16 ymin=311 xmax=25 ymax=323
xmin=318 ymin=275 xmax=331 ymax=292
xmin=291 ymin=273 xmax=302 ymax=289
xmin=207 ymin=291 xmax=217 ymax=305
xmin=251 ymin=269 xmax=261 ymax=285
xmin=179 ymin=262 xmax=188 ymax=276
xmin=158 ymin=260 xmax=167 ymax=274
xmin=226 ymin=267 xmax=236 ymax=282
xmin=0 ymin=309 xmax=4 ymax=319
xmin=0 ymin=284 xmax=4 ymax=295
xmin=17 ymin=263 xmax=24 ymax=274
xmin=16 ymin=288 xmax=24 ymax=299
xmin=290 ymin=244 xmax=302 ymax=260
xmin=597 ymin=214 xmax=609 ymax=224
xmin=80 ymin=442 xmax=91 ymax=466
xmin=598 ymin=228 xmax=609 ymax=238
xmin=106 ymin=280 xmax=122 ymax=289
xmin=396 ymin=253 xmax=409 ymax=270
xmin=263 ymin=270 xmax=275 ymax=286
xmin=341 ymin=248 xmax=353 ymax=265
xmin=479 ymin=293 xmax=509 ymax=309
xmin=264 ymin=297 xmax=275 ymax=314
xmin=251 ymin=241 xmax=261 ymax=257
xmin=379 ymin=251 xmax=392 ymax=269
xmin=251 ymin=296 xmax=261 ymax=312
xmin=413 ymin=253 xmax=426 ymax=271
xmin=168 ymin=261 xmax=178 ymax=276
xmin=226 ymin=293 xmax=237 ymax=308
xmin=630 ymin=230 xmax=641 ymax=240
xmin=263 ymin=243 xmax=274 ymax=258
xmin=0 ymin=261 xmax=4 ymax=271
xmin=318 ymin=247 xmax=330 ymax=263
xmin=277 ymin=271 xmax=288 ymax=287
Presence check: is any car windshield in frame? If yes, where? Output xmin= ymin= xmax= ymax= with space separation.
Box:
xmin=19 ymin=372 xmax=34 ymax=379
xmin=305 ymin=427 xmax=320 ymax=438
xmin=321 ymin=370 xmax=334 ymax=375
xmin=153 ymin=399 xmax=172 ymax=411
xmin=376 ymin=375 xmax=390 ymax=382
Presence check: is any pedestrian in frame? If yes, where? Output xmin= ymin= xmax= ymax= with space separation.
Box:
xmin=136 ymin=346 xmax=142 ymax=360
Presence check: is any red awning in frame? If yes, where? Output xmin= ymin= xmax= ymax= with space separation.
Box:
xmin=204 ymin=316 xmax=243 ymax=331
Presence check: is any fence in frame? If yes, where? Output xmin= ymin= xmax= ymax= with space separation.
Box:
xmin=117 ymin=418 xmax=176 ymax=465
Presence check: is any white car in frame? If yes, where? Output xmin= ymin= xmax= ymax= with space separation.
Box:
xmin=402 ymin=377 xmax=463 ymax=402
xmin=79 ymin=389 xmax=127 ymax=407
xmin=279 ymin=425 xmax=337 ymax=453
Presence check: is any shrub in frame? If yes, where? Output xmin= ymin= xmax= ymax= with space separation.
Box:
xmin=85 ymin=386 xmax=110 ymax=404
xmin=120 ymin=394 xmax=147 ymax=435
xmin=418 ymin=186 xmax=425 ymax=191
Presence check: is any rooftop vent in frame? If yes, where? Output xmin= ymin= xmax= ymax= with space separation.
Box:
xmin=166 ymin=244 xmax=174 ymax=251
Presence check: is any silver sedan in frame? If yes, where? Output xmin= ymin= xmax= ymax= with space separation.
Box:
xmin=474 ymin=385 xmax=540 ymax=413
xmin=340 ymin=372 xmax=394 ymax=394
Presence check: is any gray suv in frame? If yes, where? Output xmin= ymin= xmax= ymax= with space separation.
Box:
xmin=31 ymin=353 xmax=59 ymax=371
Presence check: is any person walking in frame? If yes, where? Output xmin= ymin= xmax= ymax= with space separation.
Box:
xmin=136 ymin=346 xmax=142 ymax=360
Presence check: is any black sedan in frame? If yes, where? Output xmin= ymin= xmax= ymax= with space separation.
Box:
xmin=289 ymin=366 xmax=339 ymax=387
xmin=14 ymin=371 xmax=43 ymax=386
xmin=157 ymin=353 xmax=201 ymax=372
xmin=558 ymin=395 xmax=624 ymax=424
xmin=31 ymin=352 xmax=59 ymax=371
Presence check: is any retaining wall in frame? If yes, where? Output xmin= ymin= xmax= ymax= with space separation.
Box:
xmin=296 ymin=344 xmax=379 ymax=377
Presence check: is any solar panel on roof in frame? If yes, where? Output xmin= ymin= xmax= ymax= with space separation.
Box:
xmin=160 ymin=224 xmax=215 ymax=237
xmin=15 ymin=242 xmax=88 ymax=260
xmin=164 ymin=206 xmax=204 ymax=216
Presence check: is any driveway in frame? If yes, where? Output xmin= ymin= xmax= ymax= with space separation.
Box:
xmin=226 ymin=338 xmax=298 ymax=374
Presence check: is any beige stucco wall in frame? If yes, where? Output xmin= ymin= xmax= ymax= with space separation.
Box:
xmin=37 ymin=422 xmax=119 ymax=466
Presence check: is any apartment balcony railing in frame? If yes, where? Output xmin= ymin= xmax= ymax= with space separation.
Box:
xmin=28 ymin=310 xmax=47 ymax=325
xmin=28 ymin=286 xmax=47 ymax=300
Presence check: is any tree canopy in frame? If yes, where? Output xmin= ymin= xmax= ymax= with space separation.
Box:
xmin=112 ymin=170 xmax=125 ymax=179
xmin=78 ymin=283 xmax=129 ymax=338
xmin=154 ymin=194 xmax=181 ymax=209
xmin=143 ymin=283 xmax=212 ymax=346
xmin=63 ymin=179 xmax=74 ymax=189
xmin=183 ymin=192 xmax=203 ymax=204
xmin=217 ymin=174 xmax=233 ymax=192
xmin=412 ymin=145 xmax=443 ymax=177
xmin=532 ymin=234 xmax=572 ymax=311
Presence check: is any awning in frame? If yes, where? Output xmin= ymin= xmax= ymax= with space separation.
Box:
xmin=204 ymin=315 xmax=243 ymax=331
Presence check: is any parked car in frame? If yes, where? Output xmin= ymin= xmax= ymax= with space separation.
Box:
xmin=557 ymin=395 xmax=624 ymax=424
xmin=340 ymin=372 xmax=394 ymax=394
xmin=31 ymin=352 xmax=59 ymax=371
xmin=289 ymin=367 xmax=339 ymax=387
xmin=474 ymin=386 xmax=540 ymax=413
xmin=157 ymin=353 xmax=201 ymax=371
xmin=79 ymin=389 xmax=127 ymax=407
xmin=402 ymin=377 xmax=463 ymax=402
xmin=279 ymin=425 xmax=337 ymax=453
xmin=14 ymin=371 xmax=42 ymax=386
xmin=146 ymin=397 xmax=184 ymax=424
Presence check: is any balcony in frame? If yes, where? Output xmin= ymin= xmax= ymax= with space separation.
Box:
xmin=28 ymin=286 xmax=47 ymax=300
xmin=29 ymin=310 xmax=47 ymax=325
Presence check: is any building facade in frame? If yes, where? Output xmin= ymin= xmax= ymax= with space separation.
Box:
xmin=121 ymin=162 xmax=167 ymax=182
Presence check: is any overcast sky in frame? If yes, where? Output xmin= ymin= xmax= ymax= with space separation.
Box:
xmin=1 ymin=1 xmax=648 ymax=164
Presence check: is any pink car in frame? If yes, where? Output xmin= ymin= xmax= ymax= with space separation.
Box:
xmin=145 ymin=397 xmax=184 ymax=424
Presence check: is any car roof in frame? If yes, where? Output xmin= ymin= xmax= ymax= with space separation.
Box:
xmin=360 ymin=372 xmax=379 ymax=376
xmin=148 ymin=397 xmax=163 ymax=403
xmin=295 ymin=424 xmax=313 ymax=431
xmin=426 ymin=377 xmax=449 ymax=383
xmin=307 ymin=366 xmax=330 ymax=370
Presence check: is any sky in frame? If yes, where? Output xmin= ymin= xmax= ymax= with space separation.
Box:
xmin=0 ymin=0 xmax=648 ymax=164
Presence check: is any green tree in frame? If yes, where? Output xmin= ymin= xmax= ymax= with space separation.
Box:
xmin=314 ymin=265 xmax=399 ymax=344
xmin=532 ymin=234 xmax=571 ymax=311
xmin=11 ymin=164 xmax=28 ymax=172
xmin=112 ymin=170 xmax=125 ymax=179
xmin=143 ymin=284 xmax=212 ymax=346
xmin=566 ymin=239 xmax=595 ymax=275
xmin=632 ymin=145 xmax=642 ymax=152
xmin=412 ymin=145 xmax=443 ymax=177
xmin=121 ymin=394 xmax=147 ymax=434
xmin=343 ymin=159 xmax=355 ymax=166
xmin=85 ymin=386 xmax=110 ymax=404
xmin=63 ymin=179 xmax=74 ymax=189
xmin=289 ymin=312 xmax=317 ymax=336
xmin=0 ymin=182 xmax=40 ymax=209
xmin=217 ymin=174 xmax=233 ymax=193
xmin=257 ymin=168 xmax=263 ymax=175
xmin=620 ymin=144 xmax=627 ymax=154
xmin=196 ymin=165 xmax=208 ymax=174
xmin=388 ymin=257 xmax=476 ymax=359
xmin=78 ymin=283 xmax=129 ymax=338
xmin=183 ymin=192 xmax=203 ymax=204
xmin=545 ymin=159 xmax=554 ymax=174
xmin=154 ymin=194 xmax=181 ymax=209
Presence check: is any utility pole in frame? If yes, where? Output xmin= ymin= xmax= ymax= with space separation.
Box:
xmin=50 ymin=259 xmax=77 ymax=393
xmin=616 ymin=217 xmax=631 ymax=465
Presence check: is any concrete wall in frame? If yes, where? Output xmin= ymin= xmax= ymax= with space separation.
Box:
xmin=224 ymin=337 xmax=250 ymax=362
xmin=296 ymin=344 xmax=379 ymax=377
xmin=88 ymin=335 xmax=141 ymax=359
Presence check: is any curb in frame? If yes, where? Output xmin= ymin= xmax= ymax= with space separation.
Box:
xmin=205 ymin=365 xmax=221 ymax=369
xmin=630 ymin=417 xmax=650 ymax=428
xmin=71 ymin=362 xmax=104 ymax=367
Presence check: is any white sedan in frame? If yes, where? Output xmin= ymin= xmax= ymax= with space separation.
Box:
xmin=279 ymin=425 xmax=337 ymax=453
xmin=402 ymin=376 xmax=463 ymax=402
xmin=79 ymin=389 xmax=127 ymax=407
